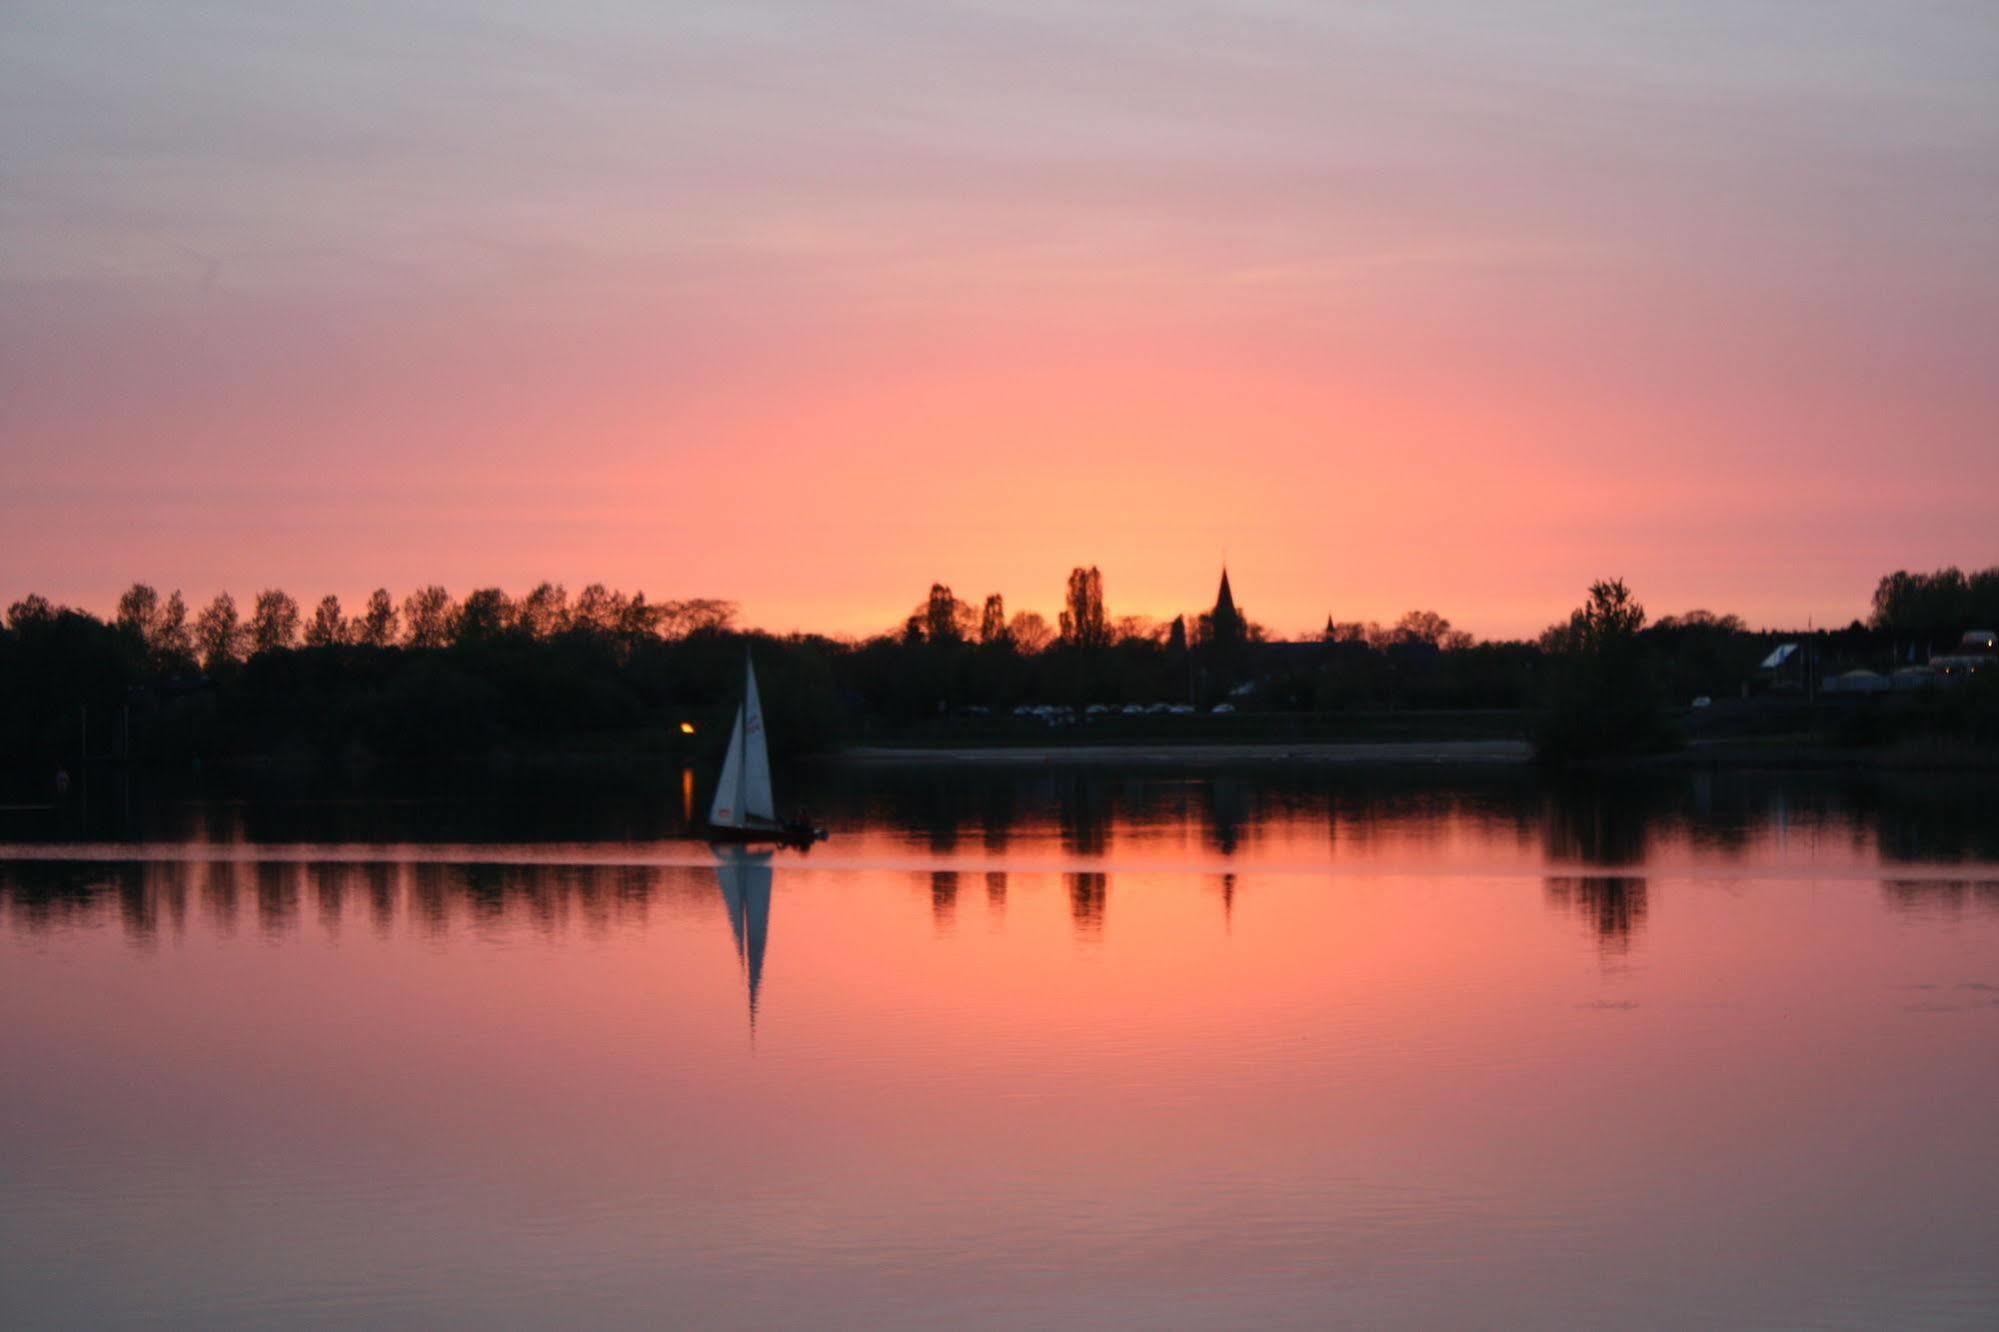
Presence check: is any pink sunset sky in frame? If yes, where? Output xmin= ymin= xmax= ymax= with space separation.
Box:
xmin=3 ymin=2 xmax=1995 ymax=639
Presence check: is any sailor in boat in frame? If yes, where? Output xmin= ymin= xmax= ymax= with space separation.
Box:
xmin=706 ymin=650 xmax=826 ymax=848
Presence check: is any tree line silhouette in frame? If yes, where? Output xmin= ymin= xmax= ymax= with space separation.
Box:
xmin=77 ymin=583 xmax=741 ymax=671
xmin=2 ymin=564 xmax=1993 ymax=775
xmin=1869 ymin=568 xmax=1999 ymax=640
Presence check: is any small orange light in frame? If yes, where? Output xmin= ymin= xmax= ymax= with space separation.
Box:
xmin=680 ymin=721 xmax=696 ymax=735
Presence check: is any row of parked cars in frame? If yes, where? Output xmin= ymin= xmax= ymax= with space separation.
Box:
xmin=986 ymin=702 xmax=1238 ymax=725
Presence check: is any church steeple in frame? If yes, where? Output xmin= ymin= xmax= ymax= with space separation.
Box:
xmin=1211 ymin=567 xmax=1245 ymax=649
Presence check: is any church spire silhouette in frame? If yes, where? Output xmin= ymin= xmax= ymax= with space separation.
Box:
xmin=1210 ymin=566 xmax=1245 ymax=650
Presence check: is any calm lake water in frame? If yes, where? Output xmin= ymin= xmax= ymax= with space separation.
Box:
xmin=4 ymin=765 xmax=1998 ymax=1329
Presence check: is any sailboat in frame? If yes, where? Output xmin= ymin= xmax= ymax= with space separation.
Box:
xmin=704 ymin=651 xmax=826 ymax=847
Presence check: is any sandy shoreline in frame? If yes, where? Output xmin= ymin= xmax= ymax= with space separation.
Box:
xmin=836 ymin=740 xmax=1532 ymax=766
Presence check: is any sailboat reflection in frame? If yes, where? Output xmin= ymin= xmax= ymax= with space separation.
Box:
xmin=714 ymin=847 xmax=774 ymax=1035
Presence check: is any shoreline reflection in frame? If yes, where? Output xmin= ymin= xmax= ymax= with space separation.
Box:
xmin=4 ymin=771 xmax=1999 ymax=957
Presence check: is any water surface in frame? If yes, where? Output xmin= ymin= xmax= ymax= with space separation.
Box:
xmin=4 ymin=768 xmax=1997 ymax=1328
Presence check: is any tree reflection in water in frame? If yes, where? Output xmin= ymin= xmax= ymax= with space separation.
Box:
xmin=1542 ymin=780 xmax=1652 ymax=952
xmin=1880 ymin=878 xmax=1999 ymax=919
xmin=1545 ymin=875 xmax=1649 ymax=954
xmin=929 ymin=870 xmax=959 ymax=933
xmin=5 ymin=769 xmax=1999 ymax=966
xmin=1067 ymin=872 xmax=1108 ymax=939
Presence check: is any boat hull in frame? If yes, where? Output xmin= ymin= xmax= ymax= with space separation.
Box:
xmin=704 ymin=821 xmax=826 ymax=850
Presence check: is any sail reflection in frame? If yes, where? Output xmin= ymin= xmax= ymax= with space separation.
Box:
xmin=715 ymin=849 xmax=773 ymax=1034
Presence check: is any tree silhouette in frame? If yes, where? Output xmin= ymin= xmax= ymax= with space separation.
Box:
xmin=401 ymin=586 xmax=456 ymax=648
xmin=155 ymin=591 xmax=194 ymax=670
xmin=1535 ymin=578 xmax=1669 ymax=762
xmin=194 ymin=593 xmax=245 ymax=670
xmin=572 ymin=583 xmax=622 ymax=635
xmin=1543 ymin=579 xmax=1645 ymax=656
xmin=923 ymin=584 xmax=966 ymax=644
xmin=305 ymin=595 xmax=347 ymax=647
xmin=355 ymin=589 xmax=398 ymax=647
xmin=1058 ymin=566 xmax=1110 ymax=648
xmin=115 ymin=584 xmax=161 ymax=644
xmin=617 ymin=592 xmax=664 ymax=638
xmin=657 ymin=598 xmax=736 ymax=638
xmin=7 ymin=594 xmax=56 ymax=630
xmin=1870 ymin=566 xmax=1999 ymax=641
xmin=979 ymin=593 xmax=1008 ymax=646
xmin=517 ymin=582 xmax=569 ymax=639
xmin=1395 ymin=609 xmax=1453 ymax=647
xmin=1008 ymin=611 xmax=1054 ymax=654
xmin=115 ymin=584 xmax=192 ymax=668
xmin=249 ymin=589 xmax=301 ymax=655
xmin=1115 ymin=615 xmax=1159 ymax=645
xmin=455 ymin=588 xmax=516 ymax=644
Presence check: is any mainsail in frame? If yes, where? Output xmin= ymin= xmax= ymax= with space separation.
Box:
xmin=708 ymin=654 xmax=777 ymax=828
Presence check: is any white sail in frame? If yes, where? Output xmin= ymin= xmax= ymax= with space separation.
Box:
xmin=709 ymin=704 xmax=747 ymax=827
xmin=707 ymin=653 xmax=776 ymax=828
xmin=740 ymin=657 xmax=776 ymax=823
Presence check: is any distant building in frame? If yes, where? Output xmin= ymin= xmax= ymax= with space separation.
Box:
xmin=1758 ymin=643 xmax=1799 ymax=671
xmin=1757 ymin=642 xmax=1807 ymax=693
xmin=1931 ymin=628 xmax=1995 ymax=680
xmin=1825 ymin=669 xmax=1890 ymax=695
